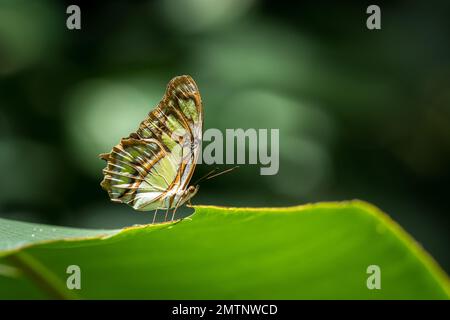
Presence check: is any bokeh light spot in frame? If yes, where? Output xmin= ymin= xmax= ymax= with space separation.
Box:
xmin=64 ymin=79 xmax=159 ymax=176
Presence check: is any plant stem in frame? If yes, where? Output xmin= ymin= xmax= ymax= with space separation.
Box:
xmin=8 ymin=251 xmax=78 ymax=300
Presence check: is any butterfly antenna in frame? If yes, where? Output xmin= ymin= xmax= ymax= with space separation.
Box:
xmin=205 ymin=166 xmax=240 ymax=181
xmin=192 ymin=167 xmax=219 ymax=185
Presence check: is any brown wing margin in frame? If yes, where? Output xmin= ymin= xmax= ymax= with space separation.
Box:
xmin=135 ymin=75 xmax=202 ymax=150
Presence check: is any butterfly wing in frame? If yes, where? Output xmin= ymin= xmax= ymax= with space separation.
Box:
xmin=99 ymin=75 xmax=203 ymax=211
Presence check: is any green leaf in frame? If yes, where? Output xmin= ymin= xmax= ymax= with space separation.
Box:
xmin=0 ymin=201 xmax=448 ymax=299
xmin=0 ymin=219 xmax=120 ymax=256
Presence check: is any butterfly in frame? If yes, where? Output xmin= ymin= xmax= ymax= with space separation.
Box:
xmin=99 ymin=75 xmax=203 ymax=223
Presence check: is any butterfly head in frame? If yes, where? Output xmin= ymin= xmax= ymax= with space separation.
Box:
xmin=180 ymin=185 xmax=199 ymax=206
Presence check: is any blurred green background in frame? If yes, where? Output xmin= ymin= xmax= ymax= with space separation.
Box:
xmin=0 ymin=0 xmax=449 ymax=274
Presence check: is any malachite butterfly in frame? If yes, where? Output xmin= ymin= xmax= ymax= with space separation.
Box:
xmin=99 ymin=75 xmax=203 ymax=222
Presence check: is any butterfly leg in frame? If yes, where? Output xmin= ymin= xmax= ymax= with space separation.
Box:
xmin=152 ymin=208 xmax=158 ymax=224
xmin=171 ymin=198 xmax=183 ymax=221
xmin=164 ymin=207 xmax=170 ymax=222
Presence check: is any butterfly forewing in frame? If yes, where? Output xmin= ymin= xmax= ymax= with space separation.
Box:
xmin=99 ymin=75 xmax=203 ymax=211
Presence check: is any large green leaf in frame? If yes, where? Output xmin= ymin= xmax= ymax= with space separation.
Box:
xmin=0 ymin=201 xmax=448 ymax=299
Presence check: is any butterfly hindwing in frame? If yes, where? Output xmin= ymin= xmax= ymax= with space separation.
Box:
xmin=100 ymin=138 xmax=170 ymax=206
